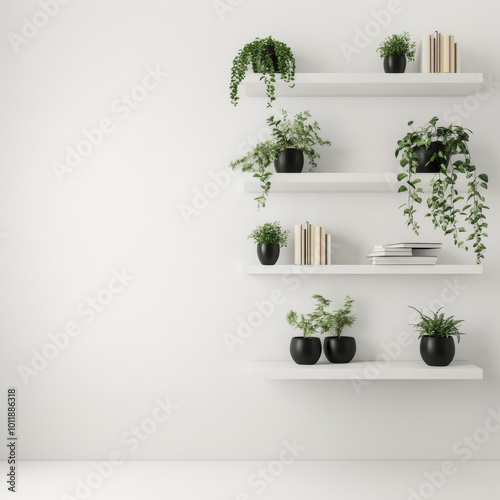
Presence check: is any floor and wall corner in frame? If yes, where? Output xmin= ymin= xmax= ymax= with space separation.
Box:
xmin=0 ymin=1 xmax=499 ymax=499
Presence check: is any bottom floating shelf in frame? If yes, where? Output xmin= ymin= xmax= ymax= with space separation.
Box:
xmin=250 ymin=360 xmax=483 ymax=380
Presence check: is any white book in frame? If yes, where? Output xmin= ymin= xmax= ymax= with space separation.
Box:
xmin=386 ymin=242 xmax=442 ymax=249
xmin=326 ymin=234 xmax=332 ymax=265
xmin=368 ymin=250 xmax=413 ymax=257
xmin=314 ymin=227 xmax=321 ymax=265
xmin=421 ymin=35 xmax=430 ymax=73
xmin=369 ymin=256 xmax=438 ymax=265
xmin=320 ymin=227 xmax=326 ymax=265
xmin=294 ymin=225 xmax=301 ymax=265
xmin=372 ymin=245 xmax=413 ymax=254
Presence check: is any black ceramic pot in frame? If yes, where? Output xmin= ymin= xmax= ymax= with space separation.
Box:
xmin=324 ymin=336 xmax=356 ymax=363
xmin=274 ymin=148 xmax=304 ymax=173
xmin=420 ymin=336 xmax=455 ymax=366
xmin=383 ymin=54 xmax=406 ymax=73
xmin=413 ymin=142 xmax=450 ymax=173
xmin=290 ymin=337 xmax=322 ymax=365
xmin=257 ymin=243 xmax=280 ymax=265
xmin=252 ymin=44 xmax=279 ymax=73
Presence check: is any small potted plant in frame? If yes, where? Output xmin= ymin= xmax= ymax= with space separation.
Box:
xmin=409 ymin=307 xmax=466 ymax=366
xmin=376 ymin=32 xmax=416 ymax=73
xmin=230 ymin=110 xmax=331 ymax=208
xmin=230 ymin=36 xmax=296 ymax=108
xmin=248 ymin=221 xmax=289 ymax=265
xmin=321 ymin=296 xmax=357 ymax=363
xmin=396 ymin=117 xmax=489 ymax=264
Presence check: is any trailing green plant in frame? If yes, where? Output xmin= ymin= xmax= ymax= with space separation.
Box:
xmin=229 ymin=110 xmax=331 ymax=208
xmin=248 ymin=221 xmax=289 ymax=247
xmin=230 ymin=36 xmax=296 ymax=107
xmin=409 ymin=306 xmax=466 ymax=343
xmin=286 ymin=295 xmax=355 ymax=338
xmin=395 ymin=117 xmax=489 ymax=264
xmin=376 ymin=32 xmax=416 ymax=60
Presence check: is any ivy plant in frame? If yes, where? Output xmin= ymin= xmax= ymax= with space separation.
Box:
xmin=287 ymin=295 xmax=355 ymax=338
xmin=395 ymin=117 xmax=489 ymax=264
xmin=376 ymin=32 xmax=417 ymax=60
xmin=409 ymin=307 xmax=466 ymax=343
xmin=248 ymin=221 xmax=289 ymax=246
xmin=229 ymin=110 xmax=331 ymax=208
xmin=230 ymin=36 xmax=295 ymax=107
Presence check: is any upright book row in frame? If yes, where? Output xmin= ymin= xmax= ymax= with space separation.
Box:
xmin=294 ymin=222 xmax=332 ymax=265
xmin=421 ymin=32 xmax=460 ymax=73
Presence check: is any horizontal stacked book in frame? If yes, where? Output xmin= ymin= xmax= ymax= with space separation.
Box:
xmin=368 ymin=243 xmax=442 ymax=265
xmin=421 ymin=32 xmax=460 ymax=73
xmin=294 ymin=222 xmax=332 ymax=265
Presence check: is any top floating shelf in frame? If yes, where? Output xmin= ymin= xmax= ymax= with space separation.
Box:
xmin=245 ymin=73 xmax=483 ymax=97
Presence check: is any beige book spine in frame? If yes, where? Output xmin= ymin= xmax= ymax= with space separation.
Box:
xmin=302 ymin=229 xmax=306 ymax=265
xmin=430 ymin=35 xmax=435 ymax=73
xmin=320 ymin=227 xmax=326 ymax=265
xmin=439 ymin=33 xmax=445 ymax=72
xmin=326 ymin=234 xmax=332 ymax=265
xmin=442 ymin=34 xmax=449 ymax=72
xmin=449 ymin=35 xmax=455 ymax=73
xmin=314 ymin=227 xmax=321 ymax=265
xmin=309 ymin=225 xmax=315 ymax=265
xmin=455 ymin=43 xmax=460 ymax=73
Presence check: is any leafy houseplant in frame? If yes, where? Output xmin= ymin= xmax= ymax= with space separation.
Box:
xmin=376 ymin=32 xmax=416 ymax=73
xmin=409 ymin=306 xmax=466 ymax=366
xmin=229 ymin=110 xmax=331 ymax=209
xmin=395 ymin=117 xmax=489 ymax=264
xmin=230 ymin=36 xmax=296 ymax=107
xmin=248 ymin=221 xmax=289 ymax=265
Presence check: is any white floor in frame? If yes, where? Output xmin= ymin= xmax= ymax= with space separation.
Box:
xmin=2 ymin=461 xmax=499 ymax=500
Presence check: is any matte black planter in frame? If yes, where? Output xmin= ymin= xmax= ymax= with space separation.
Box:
xmin=420 ymin=336 xmax=455 ymax=366
xmin=252 ymin=44 xmax=279 ymax=73
xmin=257 ymin=243 xmax=280 ymax=265
xmin=413 ymin=142 xmax=450 ymax=173
xmin=383 ymin=54 xmax=406 ymax=73
xmin=290 ymin=337 xmax=322 ymax=365
xmin=274 ymin=148 xmax=304 ymax=173
xmin=324 ymin=336 xmax=356 ymax=363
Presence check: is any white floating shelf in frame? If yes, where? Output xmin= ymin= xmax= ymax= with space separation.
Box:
xmin=243 ymin=173 xmax=469 ymax=193
xmin=245 ymin=73 xmax=483 ymax=97
xmin=251 ymin=360 xmax=483 ymax=380
xmin=245 ymin=265 xmax=483 ymax=275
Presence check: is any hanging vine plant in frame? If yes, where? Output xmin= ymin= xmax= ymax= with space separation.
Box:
xmin=229 ymin=36 xmax=295 ymax=107
xmin=395 ymin=117 xmax=489 ymax=264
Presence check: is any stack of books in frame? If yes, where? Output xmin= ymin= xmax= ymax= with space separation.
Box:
xmin=368 ymin=243 xmax=442 ymax=265
xmin=421 ymin=32 xmax=460 ymax=73
xmin=294 ymin=222 xmax=332 ymax=265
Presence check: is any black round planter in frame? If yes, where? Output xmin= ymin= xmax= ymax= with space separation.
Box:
xmin=413 ymin=142 xmax=450 ymax=173
xmin=274 ymin=148 xmax=304 ymax=173
xmin=290 ymin=337 xmax=322 ymax=365
xmin=324 ymin=336 xmax=356 ymax=363
xmin=383 ymin=54 xmax=406 ymax=73
xmin=420 ymin=336 xmax=455 ymax=366
xmin=257 ymin=243 xmax=280 ymax=265
xmin=252 ymin=44 xmax=279 ymax=73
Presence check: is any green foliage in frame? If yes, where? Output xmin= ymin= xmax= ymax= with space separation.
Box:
xmin=286 ymin=295 xmax=356 ymax=338
xmin=395 ymin=117 xmax=489 ymax=264
xmin=230 ymin=36 xmax=296 ymax=107
xmin=409 ymin=306 xmax=466 ymax=343
xmin=229 ymin=110 xmax=331 ymax=209
xmin=248 ymin=221 xmax=290 ymax=247
xmin=376 ymin=32 xmax=417 ymax=60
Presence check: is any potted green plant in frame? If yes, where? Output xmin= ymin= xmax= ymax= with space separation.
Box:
xmin=248 ymin=221 xmax=289 ymax=265
xmin=230 ymin=36 xmax=296 ymax=107
xmin=376 ymin=32 xmax=416 ymax=73
xmin=396 ymin=117 xmax=489 ymax=264
xmin=409 ymin=307 xmax=466 ymax=366
xmin=229 ymin=110 xmax=332 ymax=209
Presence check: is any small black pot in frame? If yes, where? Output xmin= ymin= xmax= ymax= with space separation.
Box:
xmin=274 ymin=148 xmax=304 ymax=173
xmin=257 ymin=243 xmax=280 ymax=265
xmin=413 ymin=142 xmax=450 ymax=173
xmin=324 ymin=336 xmax=356 ymax=363
xmin=252 ymin=44 xmax=279 ymax=73
xmin=290 ymin=337 xmax=322 ymax=365
xmin=420 ymin=336 xmax=455 ymax=366
xmin=383 ymin=54 xmax=406 ymax=73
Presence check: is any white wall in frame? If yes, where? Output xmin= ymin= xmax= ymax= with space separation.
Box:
xmin=0 ymin=0 xmax=499 ymax=462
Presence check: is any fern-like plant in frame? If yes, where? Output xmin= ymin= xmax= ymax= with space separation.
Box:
xmin=409 ymin=306 xmax=466 ymax=343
